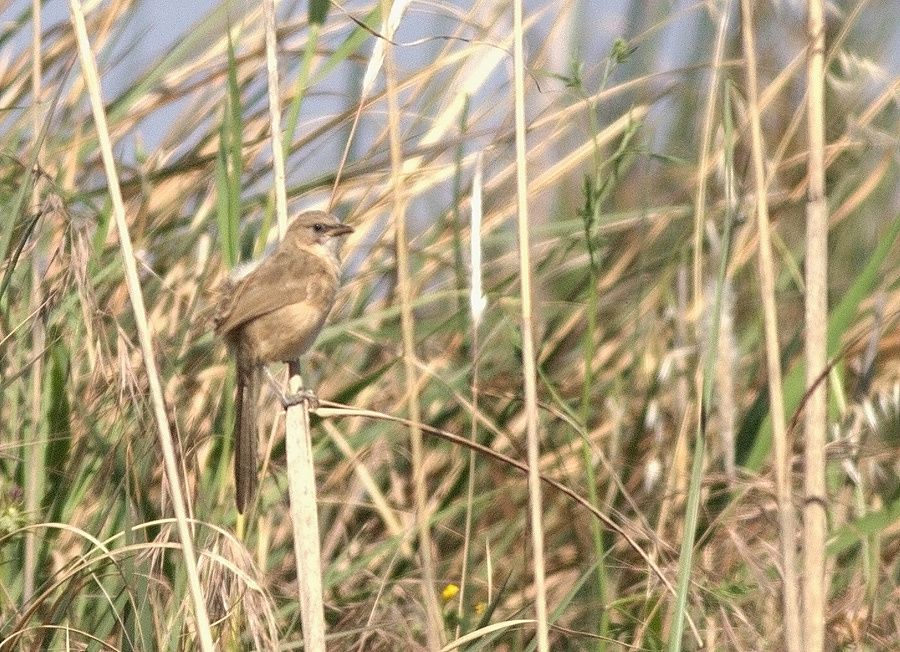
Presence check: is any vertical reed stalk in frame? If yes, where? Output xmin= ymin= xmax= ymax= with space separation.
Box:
xmin=458 ymin=152 xmax=485 ymax=635
xmin=512 ymin=1 xmax=549 ymax=649
xmin=66 ymin=2 xmax=213 ymax=649
xmin=263 ymin=0 xmax=289 ymax=240
xmin=803 ymin=0 xmax=828 ymax=649
xmin=262 ymin=0 xmax=327 ymax=649
xmin=23 ymin=0 xmax=44 ymax=605
xmin=692 ymin=0 xmax=730 ymax=313
xmin=739 ymin=3 xmax=803 ymax=651
xmin=381 ymin=1 xmax=444 ymax=647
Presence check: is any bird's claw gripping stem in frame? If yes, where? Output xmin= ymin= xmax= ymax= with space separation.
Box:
xmin=281 ymin=388 xmax=319 ymax=411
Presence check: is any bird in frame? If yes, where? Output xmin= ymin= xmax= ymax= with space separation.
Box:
xmin=214 ymin=211 xmax=353 ymax=513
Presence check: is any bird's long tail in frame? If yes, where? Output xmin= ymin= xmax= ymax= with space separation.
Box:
xmin=234 ymin=356 xmax=260 ymax=513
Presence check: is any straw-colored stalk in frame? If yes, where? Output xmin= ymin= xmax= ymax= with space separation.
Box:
xmin=692 ymin=0 xmax=730 ymax=316
xmin=739 ymin=2 xmax=803 ymax=651
xmin=692 ymin=0 xmax=736 ymax=487
xmin=803 ymin=0 xmax=828 ymax=649
xmin=263 ymin=0 xmax=289 ymax=240
xmin=283 ymin=383 xmax=326 ymax=650
xmin=458 ymin=151 xmax=485 ymax=633
xmin=23 ymin=0 xmax=44 ymax=605
xmin=262 ymin=0 xmax=327 ymax=648
xmin=512 ymin=1 xmax=549 ymax=649
xmin=381 ymin=0 xmax=445 ymax=647
xmin=66 ymin=2 xmax=214 ymax=650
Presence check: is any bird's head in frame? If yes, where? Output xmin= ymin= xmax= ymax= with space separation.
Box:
xmin=287 ymin=211 xmax=354 ymax=248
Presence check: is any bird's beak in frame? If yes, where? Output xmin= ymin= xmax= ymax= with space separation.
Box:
xmin=328 ymin=224 xmax=354 ymax=237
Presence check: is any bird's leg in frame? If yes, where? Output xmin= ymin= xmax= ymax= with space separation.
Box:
xmin=263 ymin=366 xmax=319 ymax=410
xmin=283 ymin=388 xmax=319 ymax=410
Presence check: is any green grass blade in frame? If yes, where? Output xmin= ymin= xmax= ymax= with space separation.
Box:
xmin=740 ymin=212 xmax=900 ymax=470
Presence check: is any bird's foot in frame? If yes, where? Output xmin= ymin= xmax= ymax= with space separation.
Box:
xmin=281 ymin=388 xmax=319 ymax=411
xmin=262 ymin=367 xmax=319 ymax=410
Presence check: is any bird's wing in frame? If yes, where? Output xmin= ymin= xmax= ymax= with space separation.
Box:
xmin=215 ymin=247 xmax=336 ymax=335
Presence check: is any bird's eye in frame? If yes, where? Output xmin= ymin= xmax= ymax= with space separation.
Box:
xmin=312 ymin=223 xmax=325 ymax=233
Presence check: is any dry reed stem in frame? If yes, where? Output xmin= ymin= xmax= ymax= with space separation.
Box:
xmin=264 ymin=1 xmax=289 ymax=240
xmin=284 ymin=386 xmax=326 ymax=650
xmin=66 ymin=1 xmax=214 ymax=649
xmin=457 ymin=151 xmax=484 ymax=635
xmin=739 ymin=2 xmax=803 ymax=651
xmin=381 ymin=1 xmax=445 ymax=647
xmin=803 ymin=0 xmax=829 ymax=649
xmin=23 ymin=0 xmax=44 ymax=605
xmin=23 ymin=230 xmax=44 ymax=607
xmin=262 ymin=0 xmax=327 ymax=648
xmin=692 ymin=0 xmax=730 ymax=318
xmin=512 ymin=2 xmax=549 ymax=648
xmin=681 ymin=8 xmax=731 ymax=625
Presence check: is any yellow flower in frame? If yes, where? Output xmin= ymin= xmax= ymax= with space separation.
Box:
xmin=441 ymin=584 xmax=459 ymax=602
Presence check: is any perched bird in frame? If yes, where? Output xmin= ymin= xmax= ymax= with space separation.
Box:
xmin=214 ymin=211 xmax=353 ymax=513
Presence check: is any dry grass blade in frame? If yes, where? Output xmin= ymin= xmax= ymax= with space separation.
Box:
xmin=457 ymin=151 xmax=484 ymax=635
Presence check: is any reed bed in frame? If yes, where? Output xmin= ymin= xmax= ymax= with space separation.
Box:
xmin=1 ymin=0 xmax=898 ymax=649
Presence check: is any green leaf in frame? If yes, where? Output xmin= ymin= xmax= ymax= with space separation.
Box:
xmin=740 ymin=213 xmax=900 ymax=470
xmin=309 ymin=0 xmax=330 ymax=26
xmin=827 ymin=495 xmax=900 ymax=556
xmin=43 ymin=340 xmax=72 ymax=509
xmin=215 ymin=29 xmax=243 ymax=269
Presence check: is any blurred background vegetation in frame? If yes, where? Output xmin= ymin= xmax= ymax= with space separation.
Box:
xmin=0 ymin=0 xmax=897 ymax=649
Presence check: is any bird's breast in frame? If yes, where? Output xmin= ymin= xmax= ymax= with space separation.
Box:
xmin=226 ymin=245 xmax=343 ymax=363
xmin=242 ymin=298 xmax=333 ymax=363
xmin=301 ymin=243 xmax=342 ymax=275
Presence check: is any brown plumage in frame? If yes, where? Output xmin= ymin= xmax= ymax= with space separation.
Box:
xmin=214 ymin=211 xmax=353 ymax=513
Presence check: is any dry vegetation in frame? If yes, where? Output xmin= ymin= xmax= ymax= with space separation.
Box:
xmin=1 ymin=0 xmax=898 ymax=650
